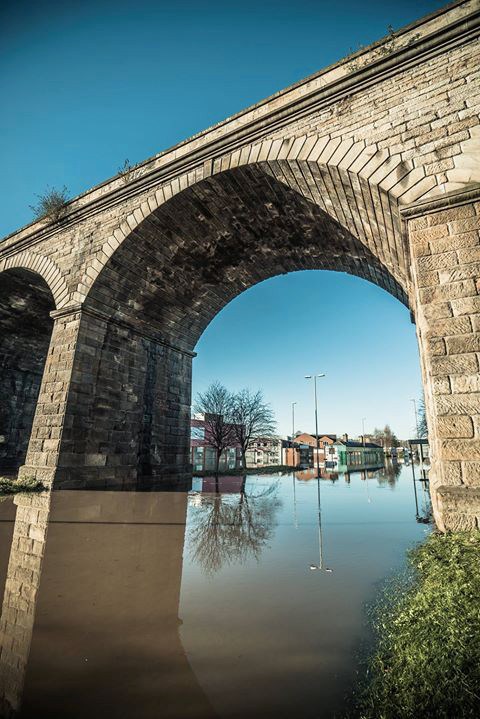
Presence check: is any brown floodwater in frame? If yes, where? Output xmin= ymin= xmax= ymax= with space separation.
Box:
xmin=0 ymin=464 xmax=430 ymax=719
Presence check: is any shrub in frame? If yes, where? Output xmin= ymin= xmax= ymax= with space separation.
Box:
xmin=0 ymin=475 xmax=45 ymax=494
xmin=30 ymin=186 xmax=69 ymax=223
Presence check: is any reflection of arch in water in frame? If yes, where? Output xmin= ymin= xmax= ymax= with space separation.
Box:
xmin=0 ymin=492 xmax=51 ymax=717
xmin=0 ymin=491 xmax=216 ymax=718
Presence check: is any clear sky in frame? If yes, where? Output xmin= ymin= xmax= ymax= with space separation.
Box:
xmin=1 ymin=0 xmax=445 ymax=437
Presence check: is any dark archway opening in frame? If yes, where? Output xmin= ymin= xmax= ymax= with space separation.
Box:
xmin=0 ymin=269 xmax=55 ymax=472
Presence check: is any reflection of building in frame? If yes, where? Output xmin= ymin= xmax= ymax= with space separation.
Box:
xmin=246 ymin=437 xmax=282 ymax=467
xmin=191 ymin=415 xmax=243 ymax=471
xmin=293 ymin=434 xmax=336 ymax=466
xmin=329 ymin=438 xmax=384 ymax=470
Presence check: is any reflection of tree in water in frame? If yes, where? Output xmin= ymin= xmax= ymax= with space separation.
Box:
xmin=187 ymin=479 xmax=282 ymax=576
xmin=377 ymin=461 xmax=402 ymax=487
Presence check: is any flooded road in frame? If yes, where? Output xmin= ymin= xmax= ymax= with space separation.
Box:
xmin=0 ymin=464 xmax=430 ymax=718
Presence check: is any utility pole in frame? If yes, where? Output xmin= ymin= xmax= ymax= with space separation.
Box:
xmin=305 ymin=374 xmax=325 ymax=479
xmin=291 ymin=401 xmax=297 ymax=467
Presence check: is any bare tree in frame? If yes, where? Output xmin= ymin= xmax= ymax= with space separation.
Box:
xmin=194 ymin=382 xmax=236 ymax=473
xmin=231 ymin=389 xmax=276 ymax=468
xmin=418 ymin=394 xmax=428 ymax=438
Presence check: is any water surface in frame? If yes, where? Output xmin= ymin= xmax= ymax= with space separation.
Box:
xmin=0 ymin=463 xmax=430 ymax=718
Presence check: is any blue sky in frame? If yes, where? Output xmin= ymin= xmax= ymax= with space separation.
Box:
xmin=1 ymin=0 xmax=444 ymax=437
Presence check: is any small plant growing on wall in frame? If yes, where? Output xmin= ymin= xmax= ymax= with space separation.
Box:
xmin=30 ymin=185 xmax=69 ymax=223
xmin=117 ymin=158 xmax=141 ymax=184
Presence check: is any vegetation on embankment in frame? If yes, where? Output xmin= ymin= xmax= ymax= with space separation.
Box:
xmin=354 ymin=530 xmax=480 ymax=719
xmin=0 ymin=476 xmax=45 ymax=495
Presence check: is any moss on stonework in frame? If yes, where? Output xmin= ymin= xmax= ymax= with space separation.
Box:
xmin=0 ymin=476 xmax=45 ymax=495
xmin=353 ymin=531 xmax=480 ymax=719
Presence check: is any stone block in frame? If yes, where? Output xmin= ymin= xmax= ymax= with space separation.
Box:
xmin=436 ymin=415 xmax=474 ymax=438
xmin=430 ymin=353 xmax=477 ymax=376
xmin=462 ymin=462 xmax=480 ymax=487
xmin=450 ymin=295 xmax=480 ymax=315
xmin=426 ymin=316 xmax=471 ymax=338
xmin=423 ymin=302 xmax=453 ymax=320
xmin=446 ymin=333 xmax=480 ymax=354
xmin=451 ymin=375 xmax=480 ymax=393
xmin=436 ymin=393 xmax=480 ymax=416
xmin=432 ymin=375 xmax=451 ymax=394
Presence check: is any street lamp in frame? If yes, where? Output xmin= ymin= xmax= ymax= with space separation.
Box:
xmin=291 ymin=401 xmax=297 ymax=466
xmin=305 ymin=374 xmax=326 ymax=478
xmin=411 ymin=398 xmax=419 ymax=439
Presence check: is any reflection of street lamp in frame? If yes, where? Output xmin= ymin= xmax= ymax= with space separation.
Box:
xmin=292 ymin=402 xmax=298 ymax=529
xmin=305 ymin=374 xmax=326 ymax=478
xmin=309 ymin=477 xmax=333 ymax=572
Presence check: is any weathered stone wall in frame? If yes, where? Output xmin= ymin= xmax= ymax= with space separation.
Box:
xmin=52 ymin=310 xmax=193 ymax=489
xmin=407 ymin=191 xmax=480 ymax=530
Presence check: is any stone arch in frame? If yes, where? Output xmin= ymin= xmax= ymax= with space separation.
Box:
xmin=47 ymin=153 xmax=439 ymax=491
xmin=0 ymin=267 xmax=56 ymax=472
xmin=77 ymin=131 xmax=443 ymax=304
xmin=0 ymin=251 xmax=69 ymax=309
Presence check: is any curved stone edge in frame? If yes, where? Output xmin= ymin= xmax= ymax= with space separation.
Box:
xmin=0 ymin=251 xmax=69 ymax=309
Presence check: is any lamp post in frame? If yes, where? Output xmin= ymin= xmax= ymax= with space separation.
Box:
xmin=291 ymin=401 xmax=297 ymax=467
xmin=411 ymin=398 xmax=419 ymax=438
xmin=305 ymin=374 xmax=326 ymax=478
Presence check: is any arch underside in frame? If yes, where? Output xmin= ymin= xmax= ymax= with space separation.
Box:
xmin=86 ymin=164 xmax=409 ymax=351
xmin=0 ymin=269 xmax=54 ymax=471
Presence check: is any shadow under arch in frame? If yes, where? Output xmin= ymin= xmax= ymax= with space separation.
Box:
xmin=84 ymin=163 xmax=410 ymax=352
xmin=0 ymin=268 xmax=56 ymax=472
xmin=52 ymin=164 xmax=414 ymax=487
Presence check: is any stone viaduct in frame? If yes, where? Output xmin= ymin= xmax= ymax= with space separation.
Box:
xmin=0 ymin=0 xmax=480 ymax=529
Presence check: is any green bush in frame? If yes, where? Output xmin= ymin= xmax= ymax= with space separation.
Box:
xmin=30 ymin=186 xmax=69 ymax=222
xmin=0 ymin=476 xmax=44 ymax=494
xmin=355 ymin=531 xmax=480 ymax=718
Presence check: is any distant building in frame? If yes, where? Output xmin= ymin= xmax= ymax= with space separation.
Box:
xmin=329 ymin=436 xmax=384 ymax=469
xmin=282 ymin=439 xmax=311 ymax=467
xmin=246 ymin=437 xmax=282 ymax=467
xmin=191 ymin=415 xmax=243 ymax=472
xmin=293 ymin=433 xmax=337 ymax=465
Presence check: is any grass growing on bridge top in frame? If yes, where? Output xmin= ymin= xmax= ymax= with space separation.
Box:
xmin=355 ymin=530 xmax=480 ymax=719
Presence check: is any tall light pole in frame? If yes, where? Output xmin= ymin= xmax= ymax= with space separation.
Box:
xmin=305 ymin=374 xmax=326 ymax=478
xmin=362 ymin=417 xmax=366 ymax=451
xmin=291 ymin=401 xmax=297 ymax=466
xmin=411 ymin=398 xmax=419 ymax=438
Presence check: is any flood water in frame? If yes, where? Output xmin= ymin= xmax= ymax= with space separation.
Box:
xmin=0 ymin=463 xmax=431 ymax=719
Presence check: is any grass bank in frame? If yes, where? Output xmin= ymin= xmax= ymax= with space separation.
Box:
xmin=0 ymin=475 xmax=45 ymax=495
xmin=354 ymin=530 xmax=480 ymax=719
